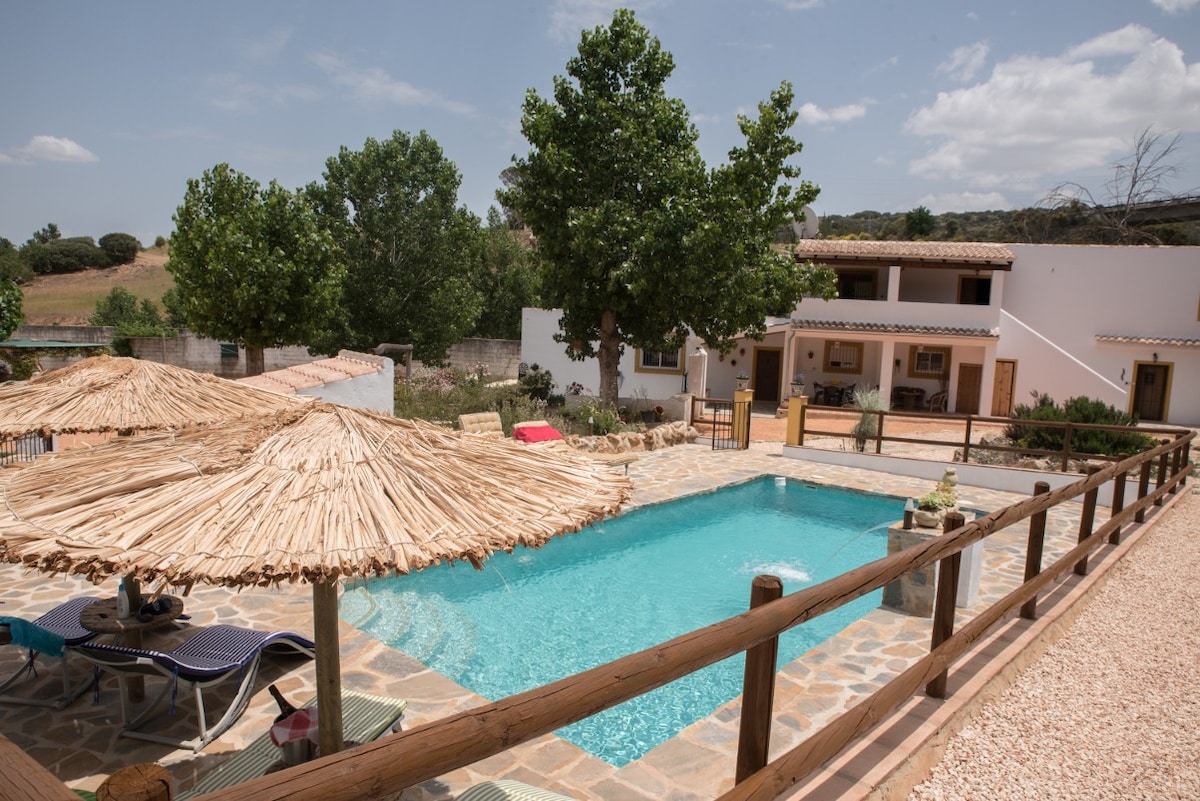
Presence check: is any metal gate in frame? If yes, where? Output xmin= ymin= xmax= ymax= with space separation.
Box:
xmin=0 ymin=433 xmax=53 ymax=464
xmin=709 ymin=399 xmax=751 ymax=450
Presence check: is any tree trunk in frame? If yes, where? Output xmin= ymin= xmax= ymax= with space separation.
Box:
xmin=597 ymin=309 xmax=621 ymax=408
xmin=245 ymin=345 xmax=266 ymax=377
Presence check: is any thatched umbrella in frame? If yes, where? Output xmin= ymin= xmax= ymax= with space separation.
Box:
xmin=0 ymin=354 xmax=310 ymax=438
xmin=0 ymin=402 xmax=631 ymax=755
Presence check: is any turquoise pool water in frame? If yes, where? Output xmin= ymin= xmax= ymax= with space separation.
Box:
xmin=343 ymin=477 xmax=898 ymax=766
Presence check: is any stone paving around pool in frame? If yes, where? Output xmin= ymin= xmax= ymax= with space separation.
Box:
xmin=0 ymin=441 xmax=1103 ymax=800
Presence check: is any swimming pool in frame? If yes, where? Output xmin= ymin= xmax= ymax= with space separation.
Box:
xmin=343 ymin=477 xmax=900 ymax=766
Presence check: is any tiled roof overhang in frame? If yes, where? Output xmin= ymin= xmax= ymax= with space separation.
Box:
xmin=794 ymin=239 xmax=1014 ymax=270
xmin=1095 ymin=335 xmax=1200 ymax=348
xmin=787 ymin=319 xmax=999 ymax=339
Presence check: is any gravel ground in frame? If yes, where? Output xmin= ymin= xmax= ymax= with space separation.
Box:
xmin=908 ymin=489 xmax=1200 ymax=800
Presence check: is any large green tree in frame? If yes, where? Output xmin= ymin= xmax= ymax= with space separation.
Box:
xmin=501 ymin=9 xmax=834 ymax=405
xmin=306 ymin=130 xmax=482 ymax=362
xmin=469 ymin=207 xmax=541 ymax=340
xmin=0 ymin=279 xmax=23 ymax=341
xmin=168 ymin=163 xmax=345 ymax=376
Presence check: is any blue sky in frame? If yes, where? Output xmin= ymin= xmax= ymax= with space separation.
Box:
xmin=2 ymin=0 xmax=1198 ymax=246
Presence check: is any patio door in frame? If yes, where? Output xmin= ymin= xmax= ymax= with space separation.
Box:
xmin=753 ymin=348 xmax=782 ymax=404
xmin=955 ymin=363 xmax=982 ymax=414
xmin=1132 ymin=362 xmax=1170 ymax=422
xmin=991 ymin=359 xmax=1016 ymax=416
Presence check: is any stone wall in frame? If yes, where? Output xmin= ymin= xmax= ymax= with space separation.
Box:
xmin=12 ymin=325 xmax=114 ymax=344
xmin=413 ymin=338 xmax=522 ymax=380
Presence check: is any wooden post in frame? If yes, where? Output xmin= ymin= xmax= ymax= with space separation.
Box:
xmin=313 ymin=580 xmax=345 ymax=757
xmin=798 ymin=399 xmax=807 ymax=446
xmin=1074 ymin=465 xmax=1101 ymax=576
xmin=1170 ymin=443 xmax=1183 ymax=494
xmin=1155 ymin=440 xmax=1169 ymax=506
xmin=735 ymin=575 xmax=784 ymax=784
xmin=785 ymin=397 xmax=806 ymax=447
xmin=926 ymin=511 xmax=964 ymax=699
xmin=1061 ymin=423 xmax=1073 ymax=472
xmin=96 ymin=763 xmax=173 ymax=801
xmin=1020 ymin=482 xmax=1051 ymax=620
xmin=1182 ymin=441 xmax=1191 ymax=488
xmin=1135 ymin=459 xmax=1152 ymax=524
xmin=962 ymin=417 xmax=973 ymax=463
xmin=873 ymin=410 xmax=883 ymax=454
xmin=1109 ymin=455 xmax=1128 ymax=545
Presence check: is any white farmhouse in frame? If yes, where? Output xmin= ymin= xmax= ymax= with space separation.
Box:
xmin=521 ymin=241 xmax=1200 ymax=426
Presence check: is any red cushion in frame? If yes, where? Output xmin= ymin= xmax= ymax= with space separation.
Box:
xmin=512 ymin=424 xmax=563 ymax=443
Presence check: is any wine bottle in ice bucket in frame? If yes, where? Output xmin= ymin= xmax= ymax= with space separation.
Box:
xmin=268 ymin=683 xmax=298 ymax=722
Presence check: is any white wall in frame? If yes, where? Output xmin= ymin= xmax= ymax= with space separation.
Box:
xmin=1001 ymin=245 xmax=1200 ymax=425
xmin=520 ymin=309 xmax=691 ymax=404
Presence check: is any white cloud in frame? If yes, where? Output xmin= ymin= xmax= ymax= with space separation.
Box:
xmin=203 ymin=73 xmax=320 ymax=113
xmin=796 ymin=102 xmax=868 ymax=126
xmin=937 ymin=41 xmax=989 ymax=83
xmin=2 ymin=135 xmax=99 ymax=165
xmin=310 ymin=53 xmax=474 ymax=116
xmin=548 ymin=0 xmax=659 ymax=42
xmin=905 ymin=26 xmax=1200 ymax=190
xmin=1152 ymin=0 xmax=1198 ymax=13
xmin=918 ymin=191 xmax=1010 ymax=213
xmin=773 ymin=0 xmax=823 ymax=9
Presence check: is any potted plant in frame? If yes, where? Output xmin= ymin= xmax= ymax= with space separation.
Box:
xmin=790 ymin=372 xmax=806 ymax=397
xmin=735 ymin=371 xmax=750 ymax=390
xmin=914 ymin=478 xmax=958 ymax=528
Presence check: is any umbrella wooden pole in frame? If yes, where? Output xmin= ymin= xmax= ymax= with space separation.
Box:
xmin=313 ymin=580 xmax=345 ymax=756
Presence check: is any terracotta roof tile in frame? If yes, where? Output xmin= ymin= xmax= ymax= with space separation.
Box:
xmin=787 ymin=319 xmax=999 ymax=339
xmin=1095 ymin=335 xmax=1200 ymax=348
xmin=237 ymin=351 xmax=387 ymax=395
xmin=794 ymin=239 xmax=1014 ymax=265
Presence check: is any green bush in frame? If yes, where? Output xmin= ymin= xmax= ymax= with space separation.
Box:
xmin=98 ymin=232 xmax=141 ymax=264
xmin=518 ymin=363 xmax=555 ymax=401
xmin=564 ymin=400 xmax=623 ymax=435
xmin=1004 ymin=392 xmax=1155 ymax=457
xmin=22 ymin=237 xmax=109 ymax=274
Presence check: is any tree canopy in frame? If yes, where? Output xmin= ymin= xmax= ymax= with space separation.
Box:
xmin=167 ymin=163 xmax=345 ymax=375
xmin=501 ymin=9 xmax=834 ymax=405
xmin=306 ymin=130 xmax=482 ymax=362
xmin=0 ymin=279 xmax=23 ymax=341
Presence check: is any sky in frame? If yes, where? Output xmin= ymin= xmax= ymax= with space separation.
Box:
xmin=2 ymin=0 xmax=1198 ymax=246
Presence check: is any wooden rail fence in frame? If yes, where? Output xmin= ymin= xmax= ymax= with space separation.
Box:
xmin=17 ymin=435 xmax=1193 ymax=800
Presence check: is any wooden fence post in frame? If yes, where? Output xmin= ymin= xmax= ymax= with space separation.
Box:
xmin=736 ymin=575 xmax=784 ymax=784
xmin=1155 ymin=440 xmax=1170 ymax=506
xmin=926 ymin=511 xmax=965 ymax=699
xmin=962 ymin=417 xmax=973 ymax=463
xmin=1061 ymin=423 xmax=1073 ymax=472
xmin=1170 ymin=443 xmax=1183 ymax=494
xmin=1109 ymin=455 xmax=1128 ymax=545
xmin=1020 ymin=482 xmax=1051 ymax=620
xmin=1074 ymin=465 xmax=1101 ymax=576
xmin=1135 ymin=459 xmax=1152 ymax=524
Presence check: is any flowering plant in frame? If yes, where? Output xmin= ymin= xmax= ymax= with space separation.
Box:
xmin=735 ymin=371 xmax=749 ymax=380
xmin=792 ymin=373 xmax=806 ymax=384
xmin=566 ymin=381 xmax=586 ymax=396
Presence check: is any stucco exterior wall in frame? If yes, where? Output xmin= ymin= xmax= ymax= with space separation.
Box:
xmin=1001 ymin=244 xmax=1200 ymax=425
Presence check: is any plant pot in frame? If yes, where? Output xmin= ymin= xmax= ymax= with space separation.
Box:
xmin=913 ymin=508 xmax=944 ymax=528
xmin=640 ymin=410 xmax=656 ymax=425
xmin=653 ymin=405 xmax=665 ymax=422
xmin=790 ymin=383 xmax=805 ymax=397
xmin=735 ymin=380 xmax=749 ymax=391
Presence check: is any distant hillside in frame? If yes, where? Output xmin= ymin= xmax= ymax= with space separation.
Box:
xmin=21 ymin=250 xmax=172 ymax=325
xmin=818 ymin=207 xmax=1200 ymax=245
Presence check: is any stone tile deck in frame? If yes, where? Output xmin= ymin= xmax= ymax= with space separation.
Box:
xmin=0 ymin=440 xmax=1115 ymax=800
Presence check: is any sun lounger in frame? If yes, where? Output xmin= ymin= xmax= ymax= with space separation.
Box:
xmin=459 ymin=413 xmax=637 ymax=473
xmin=76 ymin=624 xmax=315 ymax=752
xmin=457 ymin=779 xmax=580 ymax=801
xmin=176 ymin=690 xmax=407 ymax=799
xmin=0 ymin=596 xmax=102 ymax=709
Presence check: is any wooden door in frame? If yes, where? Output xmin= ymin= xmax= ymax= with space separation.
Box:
xmin=955 ymin=363 xmax=982 ymax=414
xmin=1132 ymin=362 xmax=1170 ymax=421
xmin=991 ymin=359 xmax=1016 ymax=416
xmin=753 ymin=348 xmax=782 ymax=403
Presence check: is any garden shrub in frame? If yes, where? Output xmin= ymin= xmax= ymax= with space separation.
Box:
xmin=22 ymin=237 xmax=109 ymax=273
xmin=518 ymin=363 xmax=555 ymax=401
xmin=98 ymin=233 xmax=141 ymax=264
xmin=1004 ymin=392 xmax=1154 ymax=457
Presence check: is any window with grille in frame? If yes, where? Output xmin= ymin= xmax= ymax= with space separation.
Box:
xmin=823 ymin=341 xmax=863 ymax=374
xmin=219 ymin=343 xmax=239 ymax=360
xmin=836 ymin=270 xmax=877 ymax=300
xmin=636 ymin=348 xmax=682 ymax=373
xmin=908 ymin=345 xmax=950 ymax=378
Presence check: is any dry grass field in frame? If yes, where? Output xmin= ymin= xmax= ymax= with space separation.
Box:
xmin=19 ymin=249 xmax=173 ymax=325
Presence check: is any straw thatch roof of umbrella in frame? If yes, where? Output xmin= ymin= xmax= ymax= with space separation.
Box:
xmin=0 ymin=403 xmax=630 ymax=586
xmin=0 ymin=401 xmax=631 ymax=755
xmin=0 ymin=354 xmax=310 ymax=437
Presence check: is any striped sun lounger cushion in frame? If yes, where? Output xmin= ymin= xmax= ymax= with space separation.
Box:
xmin=456 ymin=780 xmax=581 ymax=801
